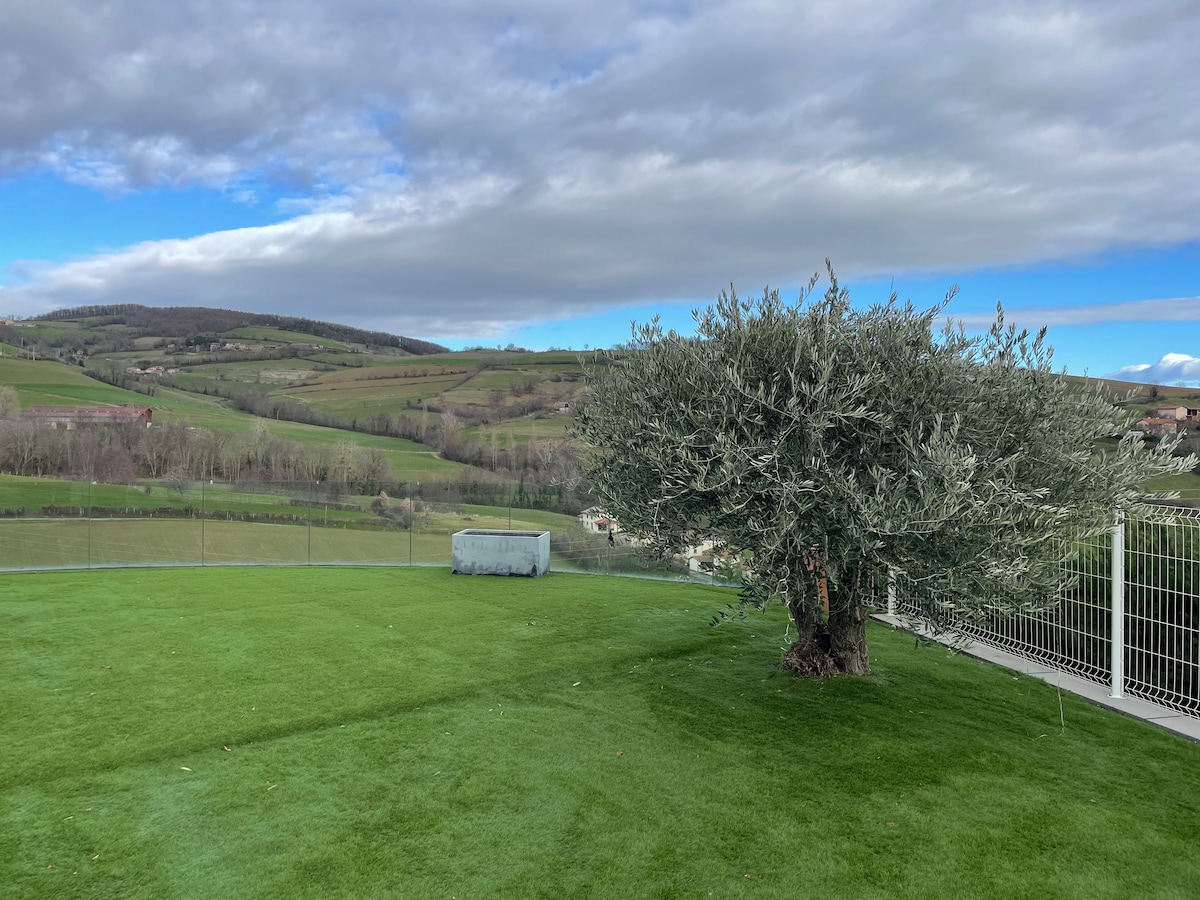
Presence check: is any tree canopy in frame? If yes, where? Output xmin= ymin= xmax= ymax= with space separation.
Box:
xmin=574 ymin=265 xmax=1193 ymax=675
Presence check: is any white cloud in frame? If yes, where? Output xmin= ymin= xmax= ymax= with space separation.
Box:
xmin=1 ymin=1 xmax=1199 ymax=337
xmin=1110 ymin=353 xmax=1200 ymax=386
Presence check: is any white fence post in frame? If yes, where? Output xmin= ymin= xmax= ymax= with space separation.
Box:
xmin=1110 ymin=508 xmax=1125 ymax=700
xmin=886 ymin=567 xmax=897 ymax=616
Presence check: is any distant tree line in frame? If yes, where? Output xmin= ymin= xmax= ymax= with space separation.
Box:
xmin=33 ymin=305 xmax=448 ymax=355
xmin=82 ymin=365 xmax=159 ymax=397
xmin=0 ymin=415 xmax=393 ymax=492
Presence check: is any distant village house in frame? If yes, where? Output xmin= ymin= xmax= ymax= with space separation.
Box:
xmin=1154 ymin=406 xmax=1200 ymax=421
xmin=578 ymin=506 xmax=620 ymax=534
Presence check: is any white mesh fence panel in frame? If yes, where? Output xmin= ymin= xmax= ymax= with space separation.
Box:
xmin=954 ymin=528 xmax=1112 ymax=685
xmin=1122 ymin=509 xmax=1200 ymax=714
xmin=893 ymin=507 xmax=1199 ymax=718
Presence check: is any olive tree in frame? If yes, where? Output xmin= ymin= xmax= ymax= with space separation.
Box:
xmin=574 ymin=266 xmax=1192 ymax=676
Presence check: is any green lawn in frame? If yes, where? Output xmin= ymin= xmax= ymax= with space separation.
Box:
xmin=1 ymin=568 xmax=1198 ymax=898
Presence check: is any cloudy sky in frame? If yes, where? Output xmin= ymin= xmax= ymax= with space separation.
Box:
xmin=1 ymin=0 xmax=1199 ymax=381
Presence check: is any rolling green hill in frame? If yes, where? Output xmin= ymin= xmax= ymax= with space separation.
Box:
xmin=0 ymin=302 xmax=601 ymax=492
xmin=5 ymin=304 xmax=593 ymax=450
xmin=0 ymin=357 xmax=466 ymax=481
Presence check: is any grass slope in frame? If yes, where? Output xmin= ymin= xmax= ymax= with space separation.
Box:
xmin=221 ymin=326 xmax=354 ymax=349
xmin=0 ymin=358 xmax=222 ymax=415
xmin=2 ymin=568 xmax=1198 ymax=899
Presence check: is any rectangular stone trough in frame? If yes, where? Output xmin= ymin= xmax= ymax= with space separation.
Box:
xmin=451 ymin=529 xmax=551 ymax=577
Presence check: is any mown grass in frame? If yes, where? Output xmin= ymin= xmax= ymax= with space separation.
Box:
xmin=2 ymin=567 xmax=1198 ymax=899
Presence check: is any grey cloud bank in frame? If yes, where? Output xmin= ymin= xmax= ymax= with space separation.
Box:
xmin=2 ymin=1 xmax=1199 ymax=339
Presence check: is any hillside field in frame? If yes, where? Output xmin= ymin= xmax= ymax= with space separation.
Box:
xmin=6 ymin=309 xmax=592 ymax=445
xmin=0 ymin=358 xmax=467 ymax=480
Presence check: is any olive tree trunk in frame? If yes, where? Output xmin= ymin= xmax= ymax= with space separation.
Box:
xmin=827 ymin=600 xmax=870 ymax=675
xmin=780 ymin=578 xmax=871 ymax=677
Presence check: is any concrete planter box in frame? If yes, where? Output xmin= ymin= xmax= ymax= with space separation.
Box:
xmin=451 ymin=529 xmax=550 ymax=577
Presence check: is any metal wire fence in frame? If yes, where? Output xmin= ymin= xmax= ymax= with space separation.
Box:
xmin=891 ymin=506 xmax=1200 ymax=718
xmin=0 ymin=478 xmax=738 ymax=586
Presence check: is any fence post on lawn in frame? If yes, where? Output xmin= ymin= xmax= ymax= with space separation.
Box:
xmin=886 ymin=567 xmax=897 ymax=616
xmin=1110 ymin=508 xmax=1125 ymax=700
